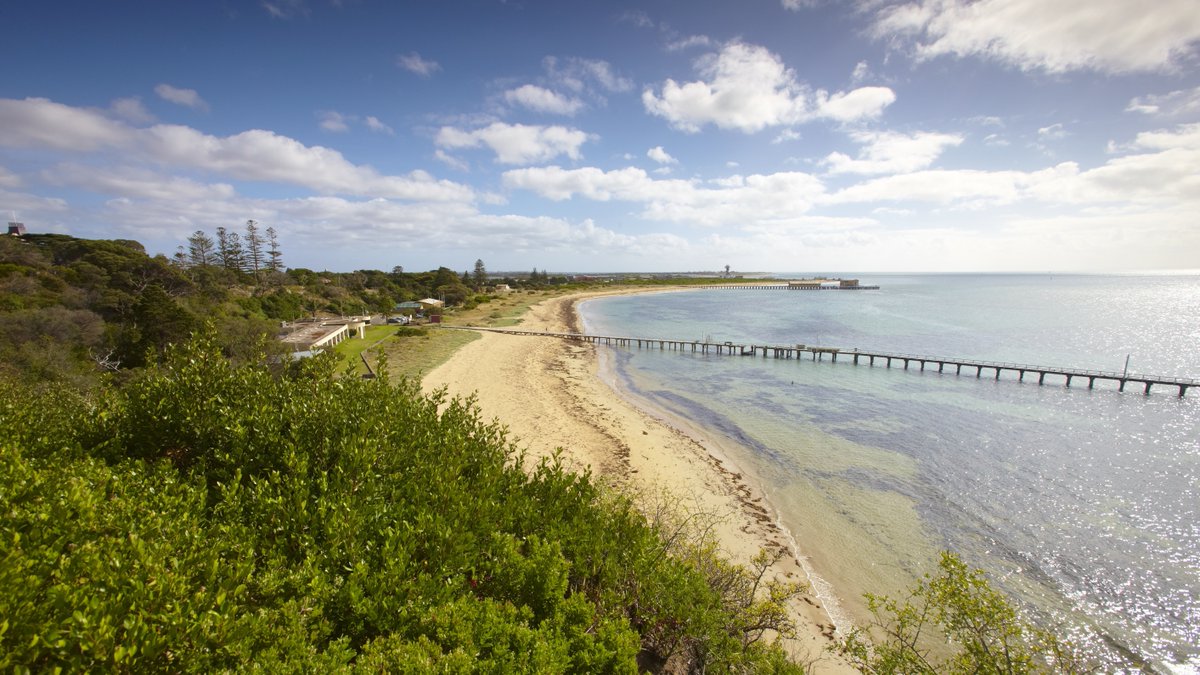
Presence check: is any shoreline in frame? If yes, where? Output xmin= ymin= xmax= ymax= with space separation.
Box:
xmin=421 ymin=288 xmax=857 ymax=672
xmin=581 ymin=310 xmax=854 ymax=637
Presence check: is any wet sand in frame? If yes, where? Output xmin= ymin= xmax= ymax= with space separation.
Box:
xmin=421 ymin=289 xmax=857 ymax=672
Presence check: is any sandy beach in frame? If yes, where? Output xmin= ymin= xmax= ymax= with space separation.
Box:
xmin=422 ymin=289 xmax=857 ymax=672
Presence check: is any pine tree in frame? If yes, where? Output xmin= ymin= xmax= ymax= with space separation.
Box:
xmin=473 ymin=259 xmax=487 ymax=289
xmin=244 ymin=220 xmax=264 ymax=282
xmin=265 ymin=226 xmax=283 ymax=273
xmin=186 ymin=230 xmax=216 ymax=267
xmin=216 ymin=227 xmax=231 ymax=269
xmin=224 ymin=232 xmax=245 ymax=274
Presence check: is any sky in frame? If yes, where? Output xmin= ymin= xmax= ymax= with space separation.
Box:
xmin=2 ymin=0 xmax=1199 ymax=274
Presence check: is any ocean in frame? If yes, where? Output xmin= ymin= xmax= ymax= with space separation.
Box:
xmin=577 ymin=274 xmax=1199 ymax=673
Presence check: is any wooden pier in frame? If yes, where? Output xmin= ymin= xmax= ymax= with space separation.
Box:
xmin=439 ymin=326 xmax=1196 ymax=397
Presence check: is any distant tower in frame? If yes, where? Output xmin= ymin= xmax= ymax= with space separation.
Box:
xmin=7 ymin=221 xmax=26 ymax=236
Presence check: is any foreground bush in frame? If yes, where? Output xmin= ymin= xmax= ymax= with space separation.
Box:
xmin=0 ymin=334 xmax=801 ymax=672
xmin=838 ymin=552 xmax=1090 ymax=674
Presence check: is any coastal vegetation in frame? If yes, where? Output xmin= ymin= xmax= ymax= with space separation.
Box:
xmin=0 ymin=231 xmax=1087 ymax=671
xmin=838 ymin=553 xmax=1090 ymax=674
xmin=0 ymin=334 xmax=805 ymax=671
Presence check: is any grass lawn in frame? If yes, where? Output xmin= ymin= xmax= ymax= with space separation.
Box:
xmin=332 ymin=324 xmax=399 ymax=376
xmin=335 ymin=286 xmax=619 ymax=383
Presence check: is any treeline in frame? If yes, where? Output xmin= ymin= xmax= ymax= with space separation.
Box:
xmin=0 ymin=231 xmax=580 ymax=387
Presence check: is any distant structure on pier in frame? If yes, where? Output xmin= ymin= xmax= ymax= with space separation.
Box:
xmin=787 ymin=278 xmax=863 ymax=289
xmin=705 ymin=278 xmax=880 ymax=290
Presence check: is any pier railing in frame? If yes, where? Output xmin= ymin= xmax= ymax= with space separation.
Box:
xmin=439 ymin=326 xmax=1196 ymax=397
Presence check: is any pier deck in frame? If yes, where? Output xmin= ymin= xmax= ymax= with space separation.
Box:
xmin=439 ymin=326 xmax=1196 ymax=397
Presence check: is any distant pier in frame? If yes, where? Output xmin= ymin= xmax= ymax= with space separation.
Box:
xmin=701 ymin=283 xmax=881 ymax=290
xmin=701 ymin=279 xmax=880 ymax=290
xmin=440 ymin=326 xmax=1195 ymax=397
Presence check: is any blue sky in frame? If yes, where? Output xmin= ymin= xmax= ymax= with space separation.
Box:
xmin=2 ymin=0 xmax=1199 ymax=273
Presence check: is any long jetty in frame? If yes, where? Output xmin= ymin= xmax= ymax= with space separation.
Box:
xmin=439 ymin=326 xmax=1196 ymax=397
xmin=700 ymin=283 xmax=881 ymax=290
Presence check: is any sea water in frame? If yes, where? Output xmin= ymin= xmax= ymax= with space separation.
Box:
xmin=578 ymin=274 xmax=1199 ymax=673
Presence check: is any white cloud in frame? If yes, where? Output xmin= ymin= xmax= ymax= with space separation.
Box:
xmin=781 ymin=0 xmax=820 ymax=9
xmin=1126 ymin=122 xmax=1200 ymax=151
xmin=154 ymin=84 xmax=209 ymax=111
xmin=543 ymin=57 xmax=633 ymax=94
xmin=870 ymin=0 xmax=1200 ymax=74
xmin=0 ymin=189 xmax=69 ymax=217
xmin=397 ymin=52 xmax=441 ymax=77
xmin=666 ymin=35 xmax=715 ymax=52
xmin=851 ymin=61 xmax=870 ymax=84
xmin=0 ymin=97 xmax=473 ymax=202
xmin=824 ymin=130 xmax=964 ymax=174
xmin=825 ymin=124 xmax=1200 ymax=209
xmin=435 ymin=122 xmax=591 ymax=165
xmin=772 ymin=129 xmax=802 ymax=144
xmin=364 ymin=116 xmax=395 ymax=135
xmin=814 ymin=87 xmax=896 ymax=122
xmin=647 ymin=146 xmax=677 ymax=165
xmin=643 ymin=42 xmax=895 ymax=133
xmin=1038 ymin=123 xmax=1067 ymax=141
xmin=111 ymin=97 xmax=155 ymax=124
xmin=1126 ymin=87 xmax=1200 ymax=117
xmin=504 ymin=85 xmax=585 ymax=116
xmin=434 ymin=149 xmax=470 ymax=172
xmin=0 ymin=97 xmax=134 ymax=151
xmin=45 ymin=163 xmax=237 ymax=202
xmin=320 ymin=111 xmax=394 ymax=134
xmin=618 ymin=10 xmax=654 ymax=29
xmin=319 ymin=111 xmax=351 ymax=133
xmin=503 ymin=165 xmax=826 ymax=227
xmin=825 ymin=168 xmax=1031 ymax=207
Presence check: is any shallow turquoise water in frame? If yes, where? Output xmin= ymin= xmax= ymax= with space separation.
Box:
xmin=580 ymin=274 xmax=1199 ymax=673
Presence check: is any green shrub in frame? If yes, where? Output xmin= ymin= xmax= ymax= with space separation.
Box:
xmin=0 ymin=332 xmax=804 ymax=671
xmin=838 ymin=552 xmax=1089 ymax=674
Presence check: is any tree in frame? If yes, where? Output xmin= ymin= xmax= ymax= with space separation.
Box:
xmin=187 ymin=230 xmax=216 ymax=268
xmin=724 ymin=264 xmax=731 ymax=278
xmin=216 ymin=227 xmax=245 ymax=273
xmin=244 ymin=220 xmax=264 ymax=282
xmin=838 ymin=552 xmax=1089 ymax=674
xmin=473 ymin=259 xmax=487 ymax=289
xmin=265 ymin=226 xmax=283 ymax=273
